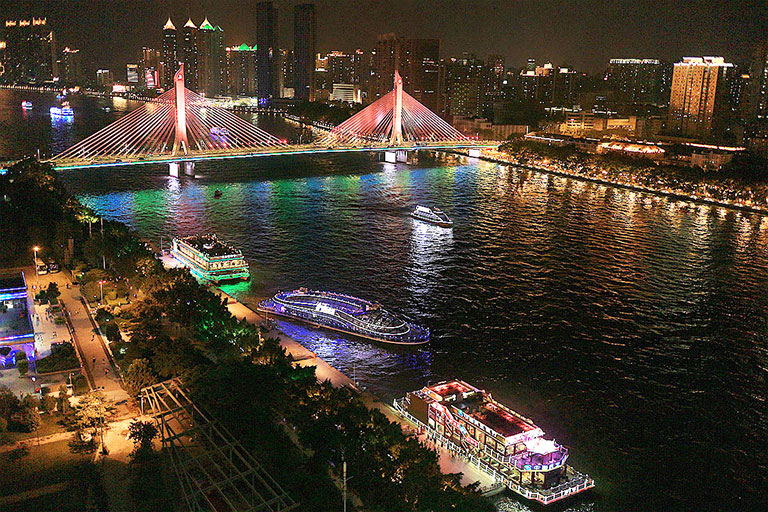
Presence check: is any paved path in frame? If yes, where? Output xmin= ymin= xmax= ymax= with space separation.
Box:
xmin=27 ymin=267 xmax=128 ymax=402
xmin=216 ymin=288 xmax=493 ymax=488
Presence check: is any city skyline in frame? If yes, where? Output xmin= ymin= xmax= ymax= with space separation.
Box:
xmin=4 ymin=0 xmax=768 ymax=74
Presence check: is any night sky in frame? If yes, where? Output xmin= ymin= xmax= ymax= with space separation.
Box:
xmin=5 ymin=0 xmax=768 ymax=73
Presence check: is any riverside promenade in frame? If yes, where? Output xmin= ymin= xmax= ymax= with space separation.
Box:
xmin=212 ymin=287 xmax=495 ymax=489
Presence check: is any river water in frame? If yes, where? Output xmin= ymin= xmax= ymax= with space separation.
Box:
xmin=3 ymin=90 xmax=767 ymax=511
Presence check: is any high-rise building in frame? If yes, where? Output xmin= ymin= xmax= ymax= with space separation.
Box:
xmin=326 ymin=51 xmax=354 ymax=84
xmin=140 ymin=47 xmax=160 ymax=88
xmin=353 ymin=48 xmax=374 ymax=101
xmin=293 ymin=3 xmax=316 ymax=101
xmin=256 ymin=2 xmax=278 ymax=101
xmin=96 ymin=69 xmax=113 ymax=88
xmin=280 ymin=49 xmax=295 ymax=98
xmin=745 ymin=41 xmax=768 ymax=153
xmin=668 ymin=56 xmax=733 ymax=139
xmin=57 ymin=47 xmax=83 ymax=85
xmin=400 ymin=39 xmax=440 ymax=112
xmin=160 ymin=17 xmax=177 ymax=88
xmin=197 ymin=18 xmax=225 ymax=97
xmin=126 ymin=63 xmax=139 ymax=83
xmin=180 ymin=19 xmax=199 ymax=91
xmin=226 ymin=44 xmax=257 ymax=96
xmin=441 ymin=55 xmax=487 ymax=118
xmin=373 ymin=33 xmax=400 ymax=100
xmin=604 ymin=58 xmax=671 ymax=106
xmin=0 ymin=18 xmax=55 ymax=84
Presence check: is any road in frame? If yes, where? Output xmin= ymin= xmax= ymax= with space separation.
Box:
xmin=27 ymin=267 xmax=128 ymax=402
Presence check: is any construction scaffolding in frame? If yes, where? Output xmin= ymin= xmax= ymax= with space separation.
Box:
xmin=140 ymin=379 xmax=299 ymax=512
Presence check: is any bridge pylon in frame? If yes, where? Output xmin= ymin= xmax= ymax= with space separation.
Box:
xmin=390 ymin=70 xmax=404 ymax=145
xmin=172 ymin=65 xmax=189 ymax=155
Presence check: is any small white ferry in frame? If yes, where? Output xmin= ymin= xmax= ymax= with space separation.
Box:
xmin=410 ymin=205 xmax=453 ymax=228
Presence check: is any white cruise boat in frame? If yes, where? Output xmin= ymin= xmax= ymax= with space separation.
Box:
xmin=410 ymin=205 xmax=453 ymax=227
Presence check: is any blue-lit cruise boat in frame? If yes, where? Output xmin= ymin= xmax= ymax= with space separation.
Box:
xmin=258 ymin=289 xmax=429 ymax=345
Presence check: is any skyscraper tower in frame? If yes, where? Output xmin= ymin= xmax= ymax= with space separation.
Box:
xmin=180 ymin=18 xmax=199 ymax=91
xmin=293 ymin=3 xmax=316 ymax=101
xmin=256 ymin=2 xmax=278 ymax=101
xmin=161 ymin=17 xmax=177 ymax=88
xmin=197 ymin=18 xmax=225 ymax=96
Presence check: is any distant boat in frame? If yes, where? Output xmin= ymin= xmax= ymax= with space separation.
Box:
xmin=102 ymin=106 xmax=111 ymax=112
xmin=50 ymin=101 xmax=74 ymax=117
xmin=214 ymin=189 xmax=223 ymax=198
xmin=411 ymin=205 xmax=453 ymax=228
xmin=21 ymin=100 xmax=33 ymax=110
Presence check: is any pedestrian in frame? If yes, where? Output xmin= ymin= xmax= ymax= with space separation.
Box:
xmin=92 ymin=357 xmax=96 ymax=364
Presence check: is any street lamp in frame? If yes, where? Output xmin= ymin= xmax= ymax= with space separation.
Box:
xmin=98 ymin=280 xmax=105 ymax=304
xmin=33 ymin=246 xmax=40 ymax=289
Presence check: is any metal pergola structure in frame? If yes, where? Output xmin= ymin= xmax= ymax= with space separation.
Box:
xmin=140 ymin=378 xmax=299 ymax=512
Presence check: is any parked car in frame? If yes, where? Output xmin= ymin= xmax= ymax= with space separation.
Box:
xmin=37 ymin=264 xmax=48 ymax=275
xmin=47 ymin=260 xmax=60 ymax=273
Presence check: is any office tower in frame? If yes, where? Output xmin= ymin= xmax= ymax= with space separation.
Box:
xmin=373 ymin=33 xmax=400 ymax=100
xmin=668 ymin=56 xmax=733 ymax=139
xmin=226 ymin=44 xmax=257 ymax=96
xmin=400 ymin=39 xmax=440 ymax=111
xmin=280 ymin=49 xmax=295 ymax=97
xmin=57 ymin=47 xmax=83 ymax=85
xmin=256 ymin=2 xmax=278 ymax=101
xmin=140 ymin=47 xmax=160 ymax=88
xmin=96 ymin=69 xmax=113 ymax=88
xmin=180 ymin=19 xmax=199 ymax=91
xmin=353 ymin=48 xmax=374 ymax=101
xmin=197 ymin=18 xmax=225 ymax=96
xmin=553 ymin=67 xmax=581 ymax=108
xmin=441 ymin=54 xmax=487 ymax=118
xmin=326 ymin=51 xmax=354 ymax=84
xmin=604 ymin=58 xmax=671 ymax=106
xmin=126 ymin=63 xmax=139 ymax=83
xmin=747 ymin=41 xmax=768 ymax=122
xmin=293 ymin=3 xmax=316 ymax=101
xmin=161 ymin=17 xmax=177 ymax=87
xmin=0 ymin=18 xmax=55 ymax=84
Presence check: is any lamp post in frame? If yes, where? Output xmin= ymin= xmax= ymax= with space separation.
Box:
xmin=33 ymin=246 xmax=40 ymax=289
xmin=98 ymin=280 xmax=105 ymax=304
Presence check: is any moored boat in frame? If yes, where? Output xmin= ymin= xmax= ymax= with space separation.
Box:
xmin=394 ymin=380 xmax=594 ymax=505
xmin=170 ymin=234 xmax=249 ymax=283
xmin=21 ymin=100 xmax=32 ymax=110
xmin=411 ymin=205 xmax=453 ymax=227
xmin=258 ymin=288 xmax=429 ymax=345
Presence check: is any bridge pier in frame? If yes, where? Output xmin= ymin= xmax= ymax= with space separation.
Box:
xmin=383 ymin=150 xmax=413 ymax=164
xmin=184 ymin=161 xmax=195 ymax=176
xmin=169 ymin=162 xmax=180 ymax=177
xmin=468 ymin=149 xmax=481 ymax=158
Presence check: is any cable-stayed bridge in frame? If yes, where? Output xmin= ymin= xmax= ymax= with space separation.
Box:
xmin=48 ymin=67 xmax=497 ymax=171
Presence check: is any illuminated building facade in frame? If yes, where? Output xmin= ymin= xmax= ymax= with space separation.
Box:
xmin=373 ymin=33 xmax=400 ymax=100
xmin=180 ymin=19 xmax=199 ymax=91
xmin=57 ymin=47 xmax=83 ymax=85
xmin=255 ymin=2 xmax=278 ymax=101
xmin=227 ymin=44 xmax=257 ymax=96
xmin=293 ymin=3 xmax=316 ymax=101
xmin=197 ymin=19 xmax=225 ymax=97
xmin=400 ymin=39 xmax=440 ymax=112
xmin=604 ymin=58 xmax=671 ymax=106
xmin=668 ymin=57 xmax=733 ymax=139
xmin=441 ymin=55 xmax=487 ymax=118
xmin=161 ymin=17 xmax=177 ymax=88
xmin=0 ymin=18 xmax=55 ymax=84
xmin=126 ymin=63 xmax=139 ymax=83
xmin=96 ymin=69 xmax=113 ymax=88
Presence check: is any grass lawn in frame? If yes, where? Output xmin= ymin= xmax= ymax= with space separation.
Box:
xmin=0 ymin=438 xmax=88 ymax=495
xmin=1 ymin=413 xmax=66 ymax=444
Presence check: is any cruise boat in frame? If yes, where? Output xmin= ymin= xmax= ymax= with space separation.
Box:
xmin=170 ymin=234 xmax=250 ymax=283
xmin=411 ymin=206 xmax=453 ymax=227
xmin=394 ymin=380 xmax=594 ymax=505
xmin=21 ymin=101 xmax=32 ymax=110
xmin=50 ymin=101 xmax=74 ymax=117
xmin=258 ymin=289 xmax=429 ymax=345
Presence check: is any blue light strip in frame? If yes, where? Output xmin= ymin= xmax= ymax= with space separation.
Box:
xmin=0 ymin=333 xmax=35 ymax=343
xmin=51 ymin=144 xmax=498 ymax=171
xmin=0 ymin=291 xmax=28 ymax=301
